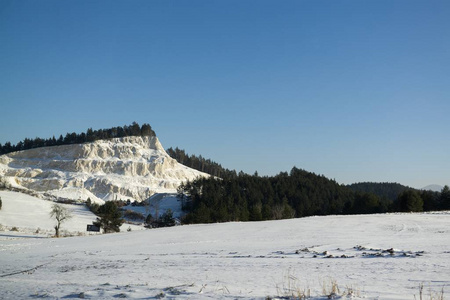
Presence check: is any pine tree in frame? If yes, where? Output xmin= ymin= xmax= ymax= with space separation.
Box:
xmin=86 ymin=128 xmax=95 ymax=142
xmin=130 ymin=122 xmax=141 ymax=136
xmin=440 ymin=185 xmax=450 ymax=209
xmin=140 ymin=123 xmax=155 ymax=136
xmin=160 ymin=209 xmax=176 ymax=227
xmin=397 ymin=190 xmax=423 ymax=212
xmin=57 ymin=135 xmax=64 ymax=145
xmin=93 ymin=202 xmax=124 ymax=233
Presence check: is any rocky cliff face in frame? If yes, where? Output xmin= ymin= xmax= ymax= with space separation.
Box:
xmin=0 ymin=136 xmax=208 ymax=203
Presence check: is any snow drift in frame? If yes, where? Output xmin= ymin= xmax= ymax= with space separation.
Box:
xmin=0 ymin=136 xmax=208 ymax=203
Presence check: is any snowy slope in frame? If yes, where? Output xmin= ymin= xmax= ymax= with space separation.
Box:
xmin=124 ymin=193 xmax=184 ymax=219
xmin=0 ymin=191 xmax=144 ymax=238
xmin=0 ymin=191 xmax=95 ymax=236
xmin=0 ymin=136 xmax=208 ymax=203
xmin=1 ymin=193 xmax=449 ymax=299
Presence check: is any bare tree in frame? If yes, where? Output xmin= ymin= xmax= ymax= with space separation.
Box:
xmin=49 ymin=203 xmax=72 ymax=237
xmin=145 ymin=191 xmax=151 ymax=217
xmin=150 ymin=194 xmax=162 ymax=220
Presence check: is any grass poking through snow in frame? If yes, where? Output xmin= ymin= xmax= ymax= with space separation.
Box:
xmin=415 ymin=283 xmax=445 ymax=300
xmin=272 ymin=271 xmax=361 ymax=299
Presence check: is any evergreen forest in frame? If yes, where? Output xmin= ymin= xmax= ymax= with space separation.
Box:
xmin=0 ymin=122 xmax=155 ymax=155
xmin=347 ymin=182 xmax=415 ymax=202
xmin=178 ymin=168 xmax=450 ymax=224
xmin=166 ymin=147 xmax=237 ymax=178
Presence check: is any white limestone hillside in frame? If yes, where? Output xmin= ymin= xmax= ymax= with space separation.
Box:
xmin=0 ymin=136 xmax=208 ymax=203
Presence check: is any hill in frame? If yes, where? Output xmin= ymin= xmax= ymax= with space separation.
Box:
xmin=0 ymin=136 xmax=208 ymax=204
xmin=347 ymin=182 xmax=414 ymax=201
xmin=0 ymin=190 xmax=99 ymax=236
xmin=422 ymin=184 xmax=444 ymax=192
xmin=179 ymin=167 xmax=394 ymax=223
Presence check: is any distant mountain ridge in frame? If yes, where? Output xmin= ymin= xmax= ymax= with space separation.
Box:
xmin=347 ymin=182 xmax=414 ymax=201
xmin=422 ymin=184 xmax=444 ymax=192
xmin=0 ymin=136 xmax=208 ymax=203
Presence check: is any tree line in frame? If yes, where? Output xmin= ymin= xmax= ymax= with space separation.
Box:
xmin=178 ymin=167 xmax=450 ymax=224
xmin=166 ymin=147 xmax=237 ymax=178
xmin=347 ymin=182 xmax=415 ymax=202
xmin=347 ymin=182 xmax=450 ymax=212
xmin=0 ymin=122 xmax=156 ymax=155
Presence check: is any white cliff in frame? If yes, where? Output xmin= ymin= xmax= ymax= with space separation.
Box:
xmin=0 ymin=136 xmax=208 ymax=203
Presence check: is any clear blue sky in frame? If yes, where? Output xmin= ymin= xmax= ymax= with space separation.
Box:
xmin=1 ymin=0 xmax=449 ymax=189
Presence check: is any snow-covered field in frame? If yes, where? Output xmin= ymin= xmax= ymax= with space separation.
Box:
xmin=1 ymin=191 xmax=449 ymax=299
xmin=0 ymin=191 xmax=144 ymax=238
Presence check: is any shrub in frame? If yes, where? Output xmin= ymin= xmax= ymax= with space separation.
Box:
xmin=123 ymin=209 xmax=145 ymax=221
xmin=145 ymin=213 xmax=153 ymax=225
xmin=159 ymin=209 xmax=175 ymax=227
xmin=57 ymin=199 xmax=78 ymax=205
xmin=86 ymin=198 xmax=100 ymax=214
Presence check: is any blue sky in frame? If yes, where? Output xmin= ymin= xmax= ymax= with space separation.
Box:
xmin=1 ymin=0 xmax=449 ymax=188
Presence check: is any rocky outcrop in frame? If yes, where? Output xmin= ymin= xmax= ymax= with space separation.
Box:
xmin=0 ymin=136 xmax=208 ymax=203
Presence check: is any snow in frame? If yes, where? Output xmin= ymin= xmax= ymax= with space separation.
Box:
xmin=0 ymin=191 xmax=143 ymax=238
xmin=0 ymin=191 xmax=97 ymax=237
xmin=48 ymin=187 xmax=105 ymax=204
xmin=122 ymin=193 xmax=184 ymax=219
xmin=1 ymin=191 xmax=449 ymax=299
xmin=0 ymin=136 xmax=208 ymax=203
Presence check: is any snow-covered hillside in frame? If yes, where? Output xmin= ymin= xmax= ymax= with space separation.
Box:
xmin=0 ymin=191 xmax=144 ymax=237
xmin=1 ymin=190 xmax=449 ymax=299
xmin=0 ymin=191 xmax=95 ymax=236
xmin=0 ymin=136 xmax=208 ymax=203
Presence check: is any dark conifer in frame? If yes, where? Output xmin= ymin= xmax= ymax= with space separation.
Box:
xmin=0 ymin=122 xmax=157 ymax=155
xmin=93 ymin=201 xmax=124 ymax=233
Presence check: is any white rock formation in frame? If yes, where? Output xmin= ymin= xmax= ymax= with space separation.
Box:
xmin=0 ymin=136 xmax=208 ymax=203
